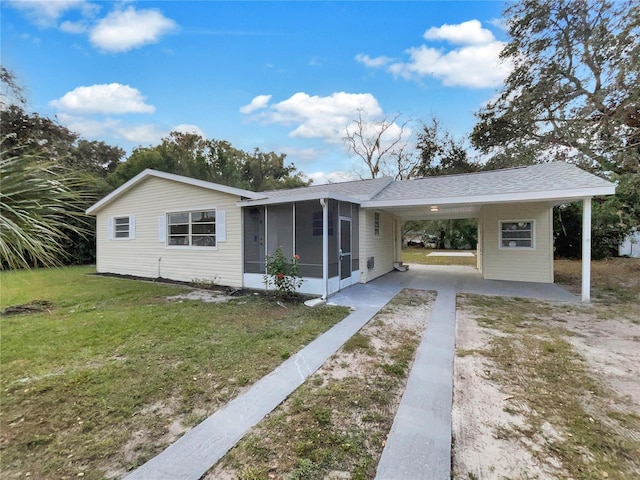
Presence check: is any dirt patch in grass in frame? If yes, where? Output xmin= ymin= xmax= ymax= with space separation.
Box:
xmin=1 ymin=299 xmax=54 ymax=316
xmin=206 ymin=289 xmax=435 ymax=480
xmin=453 ymin=258 xmax=640 ymax=479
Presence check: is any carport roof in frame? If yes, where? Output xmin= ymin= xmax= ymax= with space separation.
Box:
xmin=240 ymin=163 xmax=615 ymax=219
xmin=361 ymin=162 xmax=615 ymax=220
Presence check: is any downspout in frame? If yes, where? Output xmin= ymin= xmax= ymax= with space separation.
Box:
xmin=320 ymin=198 xmax=329 ymax=300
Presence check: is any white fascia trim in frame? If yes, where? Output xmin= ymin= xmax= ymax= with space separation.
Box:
xmin=238 ymin=191 xmax=361 ymax=207
xmin=86 ymin=169 xmax=264 ymax=215
xmin=361 ymin=186 xmax=616 ymax=209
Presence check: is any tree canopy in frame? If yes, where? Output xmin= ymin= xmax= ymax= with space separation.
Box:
xmin=472 ymin=0 xmax=639 ymax=175
xmin=107 ymin=131 xmax=310 ymax=192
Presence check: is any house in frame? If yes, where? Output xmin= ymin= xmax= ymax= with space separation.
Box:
xmin=86 ymin=162 xmax=616 ymax=302
xmin=619 ymin=230 xmax=640 ymax=258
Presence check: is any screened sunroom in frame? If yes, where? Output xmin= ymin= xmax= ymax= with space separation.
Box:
xmin=242 ymin=199 xmax=360 ymax=297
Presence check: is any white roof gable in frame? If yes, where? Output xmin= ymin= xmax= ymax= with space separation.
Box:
xmin=86 ymin=169 xmax=263 ymax=215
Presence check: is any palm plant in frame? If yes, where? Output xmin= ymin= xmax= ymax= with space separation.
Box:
xmin=0 ymin=139 xmax=94 ymax=269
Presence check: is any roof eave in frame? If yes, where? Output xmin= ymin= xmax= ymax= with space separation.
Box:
xmin=361 ymin=186 xmax=616 ymax=209
xmin=238 ymin=191 xmax=363 ymax=207
xmin=86 ymin=169 xmax=263 ymax=215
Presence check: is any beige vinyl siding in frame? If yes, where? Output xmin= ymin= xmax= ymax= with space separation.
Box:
xmin=95 ymin=177 xmax=244 ymax=287
xmin=358 ymin=209 xmax=398 ymax=283
xmin=480 ymin=202 xmax=553 ymax=283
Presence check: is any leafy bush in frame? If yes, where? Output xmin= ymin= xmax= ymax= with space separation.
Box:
xmin=264 ymin=247 xmax=303 ymax=300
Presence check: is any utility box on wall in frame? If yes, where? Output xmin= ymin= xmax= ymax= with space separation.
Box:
xmin=366 ymin=256 xmax=375 ymax=270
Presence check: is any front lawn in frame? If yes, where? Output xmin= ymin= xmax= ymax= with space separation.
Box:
xmin=0 ymin=266 xmax=349 ymax=479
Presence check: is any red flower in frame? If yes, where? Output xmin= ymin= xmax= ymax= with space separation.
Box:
xmin=293 ymin=254 xmax=300 ymax=260
xmin=277 ymin=273 xmax=284 ymax=279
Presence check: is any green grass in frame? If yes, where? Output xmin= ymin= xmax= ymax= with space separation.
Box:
xmin=0 ymin=266 xmax=349 ymax=479
xmin=401 ymin=247 xmax=477 ymax=266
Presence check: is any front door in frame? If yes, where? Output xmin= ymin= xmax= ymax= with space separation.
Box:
xmin=339 ymin=217 xmax=352 ymax=289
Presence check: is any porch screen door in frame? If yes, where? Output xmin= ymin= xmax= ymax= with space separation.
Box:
xmin=339 ymin=217 xmax=352 ymax=288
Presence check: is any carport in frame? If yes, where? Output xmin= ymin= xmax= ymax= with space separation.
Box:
xmin=360 ymin=162 xmax=616 ymax=302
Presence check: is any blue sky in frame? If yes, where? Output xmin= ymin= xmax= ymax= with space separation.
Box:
xmin=2 ymin=1 xmax=511 ymax=183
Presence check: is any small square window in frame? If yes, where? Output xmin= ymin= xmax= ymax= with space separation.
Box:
xmin=114 ymin=217 xmax=129 ymax=238
xmin=499 ymin=220 xmax=534 ymax=249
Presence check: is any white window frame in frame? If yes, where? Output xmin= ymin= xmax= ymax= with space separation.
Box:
xmin=166 ymin=208 xmax=217 ymax=250
xmin=374 ymin=211 xmax=381 ymax=238
xmin=108 ymin=215 xmax=135 ymax=240
xmin=499 ymin=219 xmax=535 ymax=250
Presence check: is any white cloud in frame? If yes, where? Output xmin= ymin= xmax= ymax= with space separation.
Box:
xmin=114 ymin=123 xmax=166 ymax=144
xmin=173 ymin=124 xmax=206 ymax=137
xmin=89 ymin=6 xmax=177 ymax=53
xmin=245 ymin=91 xmax=383 ymax=144
xmin=393 ymin=41 xmax=510 ymax=88
xmin=50 ymin=83 xmax=155 ymax=114
xmin=56 ymin=112 xmax=172 ymax=146
xmin=423 ymin=19 xmax=495 ymax=45
xmin=239 ymin=94 xmax=272 ymax=114
xmin=359 ymin=20 xmax=511 ymax=89
xmin=354 ymin=54 xmax=393 ymax=68
xmin=8 ymin=0 xmax=94 ymax=27
xmin=60 ymin=20 xmax=88 ymax=34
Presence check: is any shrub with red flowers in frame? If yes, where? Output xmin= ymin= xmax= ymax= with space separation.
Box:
xmin=264 ymin=247 xmax=303 ymax=300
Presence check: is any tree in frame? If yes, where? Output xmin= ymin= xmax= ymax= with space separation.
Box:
xmin=0 ymin=142 xmax=94 ymax=269
xmin=472 ymin=0 xmax=639 ymax=175
xmin=471 ymin=0 xmax=640 ymax=258
xmin=415 ymin=118 xmax=480 ymax=177
xmin=109 ymin=131 xmax=310 ymax=191
xmin=344 ymin=110 xmax=412 ymax=179
xmin=242 ymin=148 xmax=309 ymax=191
xmin=1 ymin=67 xmax=114 ymax=267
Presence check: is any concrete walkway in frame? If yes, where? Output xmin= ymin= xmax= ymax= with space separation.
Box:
xmin=125 ymin=265 xmax=576 ymax=480
xmin=125 ymin=280 xmax=401 ymax=479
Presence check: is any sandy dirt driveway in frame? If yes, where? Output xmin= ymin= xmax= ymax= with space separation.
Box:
xmin=452 ymin=293 xmax=640 ymax=479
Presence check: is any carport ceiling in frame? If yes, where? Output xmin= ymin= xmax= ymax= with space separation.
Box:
xmin=376 ymin=203 xmax=482 ymax=221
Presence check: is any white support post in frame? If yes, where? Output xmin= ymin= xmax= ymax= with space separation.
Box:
xmin=582 ymin=197 xmax=592 ymax=302
xmin=321 ymin=198 xmax=329 ymax=300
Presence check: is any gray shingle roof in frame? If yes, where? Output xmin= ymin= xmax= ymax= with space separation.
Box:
xmin=369 ymin=162 xmax=614 ymax=203
xmin=260 ymin=176 xmax=393 ymax=201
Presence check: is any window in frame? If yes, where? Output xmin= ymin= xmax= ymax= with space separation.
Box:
xmin=168 ymin=210 xmax=216 ymax=247
xmin=109 ymin=215 xmax=134 ymax=240
xmin=114 ymin=217 xmax=130 ymax=238
xmin=499 ymin=220 xmax=534 ymax=249
xmin=374 ymin=212 xmax=380 ymax=237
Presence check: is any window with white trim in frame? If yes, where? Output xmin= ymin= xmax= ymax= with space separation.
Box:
xmin=108 ymin=215 xmax=135 ymax=240
xmin=168 ymin=210 xmax=216 ymax=247
xmin=114 ymin=216 xmax=130 ymax=238
xmin=499 ymin=220 xmax=534 ymax=249
xmin=374 ymin=212 xmax=380 ymax=237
